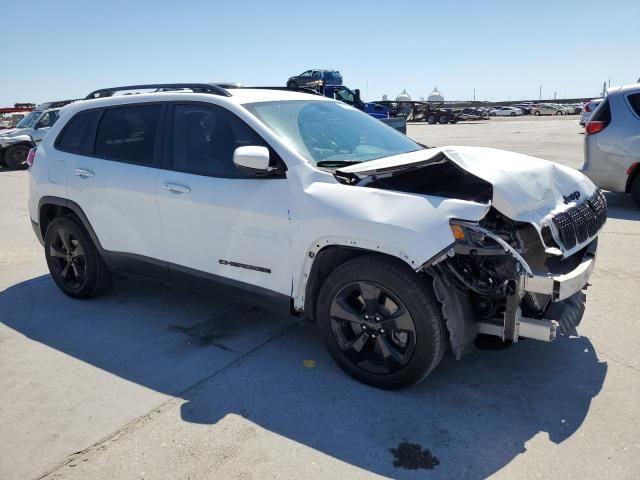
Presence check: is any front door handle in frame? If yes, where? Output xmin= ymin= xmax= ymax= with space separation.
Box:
xmin=73 ymin=168 xmax=95 ymax=178
xmin=162 ymin=183 xmax=191 ymax=194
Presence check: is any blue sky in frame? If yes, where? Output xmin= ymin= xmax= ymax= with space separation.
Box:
xmin=1 ymin=0 xmax=638 ymax=105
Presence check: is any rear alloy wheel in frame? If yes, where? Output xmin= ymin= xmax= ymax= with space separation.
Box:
xmin=4 ymin=144 xmax=30 ymax=169
xmin=534 ymin=111 xmax=541 ymax=116
xmin=631 ymin=175 xmax=640 ymax=208
xmin=44 ymin=215 xmax=112 ymax=298
xmin=316 ymin=255 xmax=446 ymax=389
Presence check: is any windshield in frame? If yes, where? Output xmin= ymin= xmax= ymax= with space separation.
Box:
xmin=16 ymin=111 xmax=42 ymax=129
xmin=244 ymin=100 xmax=422 ymax=166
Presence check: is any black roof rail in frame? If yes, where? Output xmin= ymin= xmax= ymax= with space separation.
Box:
xmin=236 ymin=86 xmax=322 ymax=96
xmin=84 ymin=83 xmax=231 ymax=100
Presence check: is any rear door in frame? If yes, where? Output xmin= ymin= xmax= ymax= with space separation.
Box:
xmin=155 ymin=102 xmax=293 ymax=307
xmin=64 ymin=103 xmax=167 ymax=273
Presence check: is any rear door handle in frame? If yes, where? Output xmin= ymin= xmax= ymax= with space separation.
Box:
xmin=73 ymin=168 xmax=95 ymax=178
xmin=162 ymin=183 xmax=191 ymax=194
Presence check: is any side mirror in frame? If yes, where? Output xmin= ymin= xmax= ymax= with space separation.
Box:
xmin=233 ymin=146 xmax=273 ymax=174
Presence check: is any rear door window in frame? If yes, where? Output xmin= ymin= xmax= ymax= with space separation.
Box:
xmin=56 ymin=109 xmax=101 ymax=154
xmin=94 ymin=104 xmax=162 ymax=165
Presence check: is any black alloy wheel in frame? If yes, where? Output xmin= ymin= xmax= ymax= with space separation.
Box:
xmin=329 ymin=281 xmax=417 ymax=375
xmin=44 ymin=215 xmax=112 ymax=298
xmin=316 ymin=255 xmax=446 ymax=389
xmin=48 ymin=228 xmax=87 ymax=290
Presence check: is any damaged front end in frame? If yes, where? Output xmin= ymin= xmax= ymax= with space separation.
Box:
xmin=335 ymin=146 xmax=607 ymax=358
xmin=425 ymin=203 xmax=604 ymax=358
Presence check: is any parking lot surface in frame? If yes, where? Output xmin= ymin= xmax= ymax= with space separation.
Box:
xmin=1 ymin=117 xmax=639 ymax=479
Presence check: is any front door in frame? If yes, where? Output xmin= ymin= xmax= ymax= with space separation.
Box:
xmin=155 ymin=102 xmax=293 ymax=307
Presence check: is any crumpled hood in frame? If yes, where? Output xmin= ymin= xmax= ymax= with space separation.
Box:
xmin=338 ymin=146 xmax=597 ymax=224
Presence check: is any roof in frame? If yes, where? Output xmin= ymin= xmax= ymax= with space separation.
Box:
xmin=60 ymin=87 xmax=335 ymax=118
xmin=607 ymin=83 xmax=640 ymax=96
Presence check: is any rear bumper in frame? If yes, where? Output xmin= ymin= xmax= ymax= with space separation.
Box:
xmin=525 ymin=241 xmax=597 ymax=301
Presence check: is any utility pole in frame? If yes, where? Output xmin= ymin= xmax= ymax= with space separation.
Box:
xmin=539 ymin=85 xmax=542 ymax=100
xmin=473 ymin=88 xmax=476 ymax=101
xmin=554 ymin=91 xmax=557 ymax=100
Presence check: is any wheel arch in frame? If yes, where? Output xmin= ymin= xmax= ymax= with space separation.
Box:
xmin=625 ymin=162 xmax=640 ymax=194
xmin=296 ymin=237 xmax=451 ymax=321
xmin=38 ymin=196 xmax=105 ymax=254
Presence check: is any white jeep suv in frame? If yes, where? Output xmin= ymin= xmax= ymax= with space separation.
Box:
xmin=29 ymin=83 xmax=606 ymax=389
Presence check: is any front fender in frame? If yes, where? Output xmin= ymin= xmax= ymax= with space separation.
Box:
xmin=0 ymin=134 xmax=34 ymax=150
xmin=290 ymin=181 xmax=491 ymax=310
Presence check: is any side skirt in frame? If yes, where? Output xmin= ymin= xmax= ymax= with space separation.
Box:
xmin=103 ymin=251 xmax=291 ymax=316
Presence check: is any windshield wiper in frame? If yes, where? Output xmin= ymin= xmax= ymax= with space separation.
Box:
xmin=316 ymin=160 xmax=362 ymax=168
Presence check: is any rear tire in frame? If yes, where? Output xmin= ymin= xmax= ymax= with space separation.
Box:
xmin=44 ymin=214 xmax=113 ymax=299
xmin=4 ymin=144 xmax=29 ymax=169
xmin=510 ymin=112 xmax=516 ymax=116
xmin=316 ymin=255 xmax=446 ymax=389
xmin=534 ymin=111 xmax=541 ymax=116
xmin=287 ymin=81 xmax=296 ymax=89
xmin=438 ymin=115 xmax=448 ymax=125
xmin=426 ymin=114 xmax=437 ymax=124
xmin=631 ymin=175 xmax=640 ymax=208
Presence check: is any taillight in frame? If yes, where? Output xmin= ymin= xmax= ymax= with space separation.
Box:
xmin=585 ymin=121 xmax=606 ymax=135
xmin=26 ymin=147 xmax=37 ymax=167
xmin=628 ymin=163 xmax=639 ymax=176
xmin=584 ymin=103 xmax=592 ymax=113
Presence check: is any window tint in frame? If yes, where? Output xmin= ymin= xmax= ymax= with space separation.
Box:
xmin=171 ymin=104 xmax=267 ymax=178
xmin=95 ymin=105 xmax=162 ymax=165
xmin=627 ymin=93 xmax=640 ymax=117
xmin=592 ymin=98 xmax=611 ymax=124
xmin=56 ymin=110 xmax=100 ymax=154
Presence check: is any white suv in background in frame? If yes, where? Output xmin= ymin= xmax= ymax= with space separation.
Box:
xmin=29 ymin=83 xmax=605 ymax=389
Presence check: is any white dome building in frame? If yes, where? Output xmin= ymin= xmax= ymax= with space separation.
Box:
xmin=396 ymin=89 xmax=412 ymax=102
xmin=427 ymin=86 xmax=444 ymax=102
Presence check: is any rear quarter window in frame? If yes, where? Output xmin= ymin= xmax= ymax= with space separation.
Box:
xmin=627 ymin=93 xmax=640 ymax=118
xmin=55 ymin=110 xmax=101 ymax=154
xmin=592 ymin=98 xmax=611 ymax=123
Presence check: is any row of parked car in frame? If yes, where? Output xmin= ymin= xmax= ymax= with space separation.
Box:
xmin=489 ymin=102 xmax=583 ymax=116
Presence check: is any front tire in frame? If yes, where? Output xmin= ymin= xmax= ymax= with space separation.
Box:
xmin=316 ymin=255 xmax=446 ymax=389
xmin=4 ymin=144 xmax=29 ymax=169
xmin=287 ymin=81 xmax=297 ymax=89
xmin=534 ymin=111 xmax=541 ymax=116
xmin=44 ymin=215 xmax=113 ymax=299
